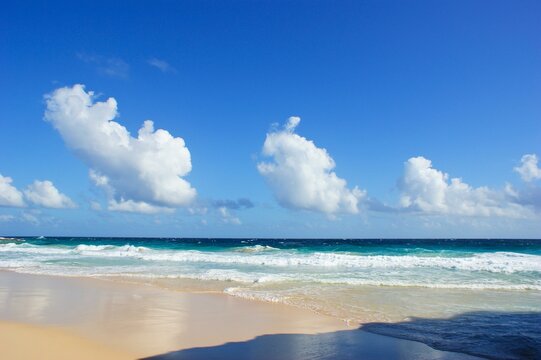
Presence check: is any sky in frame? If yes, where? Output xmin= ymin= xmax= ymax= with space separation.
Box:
xmin=1 ymin=0 xmax=540 ymax=238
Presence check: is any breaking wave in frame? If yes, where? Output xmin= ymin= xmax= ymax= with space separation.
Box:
xmin=1 ymin=243 xmax=540 ymax=274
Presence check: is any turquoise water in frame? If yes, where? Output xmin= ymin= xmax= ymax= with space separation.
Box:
xmin=1 ymin=237 xmax=540 ymax=293
xmin=2 ymin=237 xmax=540 ymax=291
xmin=1 ymin=237 xmax=540 ymax=358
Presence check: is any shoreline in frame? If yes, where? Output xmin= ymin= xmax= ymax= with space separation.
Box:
xmin=0 ymin=270 xmax=348 ymax=357
xmin=0 ymin=270 xmax=481 ymax=359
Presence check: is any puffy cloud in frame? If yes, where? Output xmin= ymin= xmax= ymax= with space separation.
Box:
xmin=24 ymin=180 xmax=76 ymax=209
xmin=507 ymin=154 xmax=541 ymax=211
xmin=45 ymin=84 xmax=196 ymax=213
xmin=1 ymin=174 xmax=75 ymax=209
xmin=507 ymin=185 xmax=541 ymax=212
xmin=257 ymin=117 xmax=365 ymax=214
xmin=514 ymin=154 xmax=541 ymax=182
xmin=399 ymin=156 xmax=527 ymax=217
xmin=0 ymin=174 xmax=25 ymax=207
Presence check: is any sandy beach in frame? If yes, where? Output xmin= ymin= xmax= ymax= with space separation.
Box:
xmin=0 ymin=271 xmax=346 ymax=356
xmin=0 ymin=271 xmax=481 ymax=359
xmin=0 ymin=321 xmax=132 ymax=360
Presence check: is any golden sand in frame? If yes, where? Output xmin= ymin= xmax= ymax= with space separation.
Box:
xmin=0 ymin=271 xmax=347 ymax=358
xmin=0 ymin=321 xmax=133 ymax=360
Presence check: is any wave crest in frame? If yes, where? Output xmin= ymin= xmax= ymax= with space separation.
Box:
xmin=1 ymin=243 xmax=540 ymax=274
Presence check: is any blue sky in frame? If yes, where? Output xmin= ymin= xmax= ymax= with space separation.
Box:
xmin=1 ymin=0 xmax=540 ymax=238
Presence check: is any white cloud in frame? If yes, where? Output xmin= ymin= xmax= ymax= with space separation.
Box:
xmin=0 ymin=174 xmax=25 ymax=207
xmin=148 ymin=58 xmax=177 ymax=73
xmin=24 ymin=180 xmax=76 ymax=209
xmin=257 ymin=117 xmax=365 ymax=214
xmin=188 ymin=205 xmax=208 ymax=216
xmin=107 ymin=199 xmax=174 ymax=214
xmin=217 ymin=206 xmax=241 ymax=225
xmin=399 ymin=156 xmax=527 ymax=217
xmin=506 ymin=184 xmax=541 ymax=211
xmin=1 ymin=174 xmax=75 ymax=210
xmin=514 ymin=154 xmax=541 ymax=182
xmin=45 ymin=84 xmax=196 ymax=213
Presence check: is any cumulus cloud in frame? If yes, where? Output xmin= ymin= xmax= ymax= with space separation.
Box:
xmin=508 ymin=186 xmax=541 ymax=212
xmin=45 ymin=84 xmax=196 ymax=213
xmin=508 ymin=155 xmax=541 ymax=211
xmin=514 ymin=154 xmax=541 ymax=182
xmin=399 ymin=156 xmax=527 ymax=217
xmin=0 ymin=174 xmax=25 ymax=207
xmin=1 ymin=174 xmax=75 ymax=209
xmin=24 ymin=180 xmax=76 ymax=209
xmin=257 ymin=117 xmax=365 ymax=214
xmin=148 ymin=58 xmax=177 ymax=73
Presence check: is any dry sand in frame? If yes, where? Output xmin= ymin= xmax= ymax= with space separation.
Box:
xmin=0 ymin=321 xmax=133 ymax=360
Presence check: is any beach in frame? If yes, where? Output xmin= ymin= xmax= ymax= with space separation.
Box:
xmin=0 ymin=271 xmax=348 ymax=356
xmin=0 ymin=321 xmax=132 ymax=360
xmin=1 ymin=237 xmax=540 ymax=359
xmin=0 ymin=271 xmax=483 ymax=359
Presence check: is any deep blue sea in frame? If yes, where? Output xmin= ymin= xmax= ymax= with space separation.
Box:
xmin=1 ymin=237 xmax=540 ymax=359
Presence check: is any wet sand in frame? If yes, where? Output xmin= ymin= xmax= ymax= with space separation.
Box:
xmin=0 ymin=271 xmax=479 ymax=359
xmin=0 ymin=271 xmax=347 ymax=357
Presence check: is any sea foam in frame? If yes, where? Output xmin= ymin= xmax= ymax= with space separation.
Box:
xmin=1 ymin=243 xmax=540 ymax=274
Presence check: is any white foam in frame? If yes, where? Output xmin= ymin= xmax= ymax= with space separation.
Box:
xmin=1 ymin=259 xmax=539 ymax=291
xmin=74 ymin=244 xmax=149 ymax=256
xmin=312 ymin=278 xmax=541 ymax=290
xmin=224 ymin=287 xmax=290 ymax=303
xmin=0 ymin=243 xmax=72 ymax=255
xmin=0 ymin=237 xmax=20 ymax=241
xmin=2 ymin=243 xmax=540 ymax=274
xmin=233 ymin=245 xmax=280 ymax=253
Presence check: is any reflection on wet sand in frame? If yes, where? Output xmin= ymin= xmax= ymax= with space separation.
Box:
xmin=0 ymin=271 xmax=346 ymax=357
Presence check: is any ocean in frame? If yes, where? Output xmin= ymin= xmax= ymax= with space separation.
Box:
xmin=1 ymin=237 xmax=540 ymax=359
